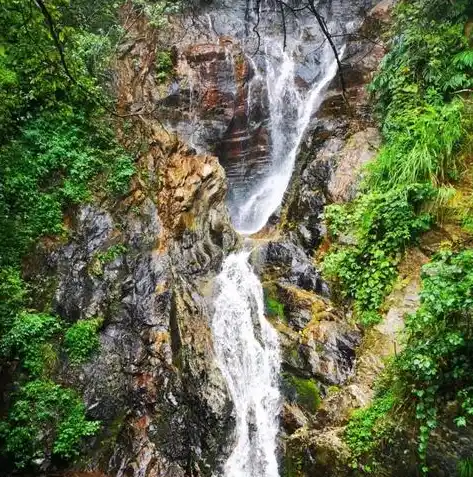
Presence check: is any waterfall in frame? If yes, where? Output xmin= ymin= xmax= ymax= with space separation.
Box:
xmin=210 ymin=2 xmax=348 ymax=476
xmin=212 ymin=252 xmax=280 ymax=477
xmin=233 ymin=41 xmax=345 ymax=234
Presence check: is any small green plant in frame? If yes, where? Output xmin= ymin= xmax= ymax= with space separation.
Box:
xmin=344 ymin=391 xmax=396 ymax=473
xmin=96 ymin=244 xmax=128 ymax=265
xmin=156 ymin=51 xmax=173 ymax=82
xmin=265 ymin=295 xmax=285 ymax=319
xmin=0 ymin=379 xmax=100 ymax=468
xmin=64 ymin=318 xmax=103 ymax=365
xmin=458 ymin=458 xmax=473 ymax=477
xmin=0 ymin=267 xmax=26 ymax=333
xmin=1 ymin=312 xmax=62 ymax=376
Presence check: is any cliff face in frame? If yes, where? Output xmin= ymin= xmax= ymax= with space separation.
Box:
xmin=31 ymin=7 xmax=239 ymax=477
xmin=30 ymin=1 xmax=385 ymax=475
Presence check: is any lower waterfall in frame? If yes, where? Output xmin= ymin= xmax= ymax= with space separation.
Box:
xmin=211 ymin=252 xmax=281 ymax=477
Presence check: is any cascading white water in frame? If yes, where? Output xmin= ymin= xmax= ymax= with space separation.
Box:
xmin=231 ymin=34 xmax=346 ymax=234
xmin=212 ymin=252 xmax=281 ymax=477
xmin=211 ymin=2 xmax=349 ymax=476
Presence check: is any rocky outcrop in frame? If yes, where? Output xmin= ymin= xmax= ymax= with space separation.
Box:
xmin=279 ymin=2 xmax=387 ymax=252
xmin=26 ymin=6 xmax=241 ymax=477
xmin=159 ymin=36 xmax=271 ymax=203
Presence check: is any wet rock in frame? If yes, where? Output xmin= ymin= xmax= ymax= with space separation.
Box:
xmin=252 ymin=241 xmax=324 ymax=294
xmin=281 ymin=403 xmax=309 ymax=434
xmin=279 ymin=0 xmax=388 ymax=253
xmin=33 ymin=8 xmax=240 ymax=475
xmin=301 ymin=320 xmax=361 ymax=387
xmin=327 ymin=128 xmax=381 ymax=203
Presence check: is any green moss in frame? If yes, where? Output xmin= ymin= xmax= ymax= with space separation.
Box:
xmin=283 ymin=443 xmax=304 ymax=477
xmin=264 ymin=285 xmax=285 ymax=320
xmin=285 ymin=374 xmax=321 ymax=414
xmin=266 ymin=296 xmax=285 ymax=318
xmin=459 ymin=458 xmax=473 ymax=477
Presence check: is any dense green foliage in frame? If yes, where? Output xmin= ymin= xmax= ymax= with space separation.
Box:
xmin=0 ymin=0 xmax=135 ymax=268
xmin=2 ymin=312 xmax=62 ymax=376
xmin=0 ymin=380 xmax=100 ymax=468
xmin=398 ymin=250 xmax=473 ymax=465
xmin=265 ymin=295 xmax=285 ymax=319
xmin=323 ymin=184 xmax=433 ymax=325
xmin=322 ymin=0 xmax=473 ymax=325
xmin=0 ymin=0 xmax=140 ymax=469
xmin=345 ymin=250 xmax=473 ymax=473
xmin=323 ymin=0 xmax=473 ymax=472
xmin=64 ymin=318 xmax=103 ymax=364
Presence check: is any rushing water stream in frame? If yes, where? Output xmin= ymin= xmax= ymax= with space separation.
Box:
xmin=209 ymin=1 xmax=352 ymax=476
xmin=212 ymin=252 xmax=281 ymax=477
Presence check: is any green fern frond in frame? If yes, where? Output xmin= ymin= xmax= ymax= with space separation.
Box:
xmin=453 ymin=50 xmax=473 ymax=69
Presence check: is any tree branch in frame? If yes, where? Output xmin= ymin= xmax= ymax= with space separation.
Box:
xmin=306 ymin=0 xmax=349 ymax=105
xmin=32 ymin=0 xmax=77 ymax=84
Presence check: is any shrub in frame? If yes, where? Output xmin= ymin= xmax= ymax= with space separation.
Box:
xmin=265 ymin=295 xmax=285 ymax=319
xmin=2 ymin=312 xmax=62 ymax=376
xmin=0 ymin=380 xmax=100 ymax=468
xmin=323 ymin=184 xmax=433 ymax=325
xmin=0 ymin=267 xmax=26 ymax=333
xmin=156 ymin=51 xmax=174 ymax=82
xmin=396 ymin=250 xmax=473 ymax=466
xmin=64 ymin=318 xmax=103 ymax=365
xmin=345 ymin=250 xmax=473 ymax=472
xmin=345 ymin=391 xmax=396 ymax=473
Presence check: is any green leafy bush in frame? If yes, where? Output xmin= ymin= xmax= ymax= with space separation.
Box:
xmin=368 ymin=99 xmax=465 ymax=189
xmin=396 ymin=250 xmax=473 ymax=465
xmin=0 ymin=267 xmax=26 ymax=334
xmin=0 ymin=380 xmax=100 ymax=468
xmin=0 ymin=112 xmax=135 ymax=268
xmin=2 ymin=313 xmax=62 ymax=376
xmin=64 ymin=318 xmax=103 ymax=365
xmin=367 ymin=0 xmax=472 ymax=190
xmin=344 ymin=250 xmax=473 ymax=472
xmin=323 ymin=184 xmax=433 ymax=325
xmin=156 ymin=51 xmax=174 ymax=82
xmin=345 ymin=391 xmax=396 ymax=473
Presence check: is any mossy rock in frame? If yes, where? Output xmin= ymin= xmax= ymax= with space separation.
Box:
xmin=263 ymin=284 xmax=286 ymax=320
xmin=283 ymin=373 xmax=321 ymax=414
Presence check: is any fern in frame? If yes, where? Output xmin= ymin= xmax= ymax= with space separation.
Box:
xmin=454 ymin=50 xmax=473 ymax=69
xmin=458 ymin=458 xmax=473 ymax=477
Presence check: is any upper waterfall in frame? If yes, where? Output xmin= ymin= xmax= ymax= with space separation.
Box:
xmin=207 ymin=0 xmax=352 ymax=235
xmin=232 ymin=40 xmax=345 ymax=234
